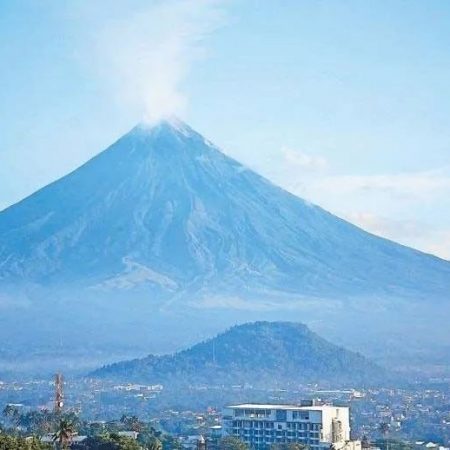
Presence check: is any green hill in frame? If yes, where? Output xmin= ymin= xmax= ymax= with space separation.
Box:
xmin=91 ymin=321 xmax=386 ymax=387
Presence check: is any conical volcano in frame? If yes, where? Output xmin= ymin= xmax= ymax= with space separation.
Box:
xmin=2 ymin=118 xmax=449 ymax=298
xmin=0 ymin=119 xmax=449 ymax=372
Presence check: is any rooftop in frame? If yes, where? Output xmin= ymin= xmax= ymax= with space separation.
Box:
xmin=226 ymin=403 xmax=348 ymax=411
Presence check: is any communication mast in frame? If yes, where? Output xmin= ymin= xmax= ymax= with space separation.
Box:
xmin=54 ymin=373 xmax=64 ymax=414
xmin=197 ymin=435 xmax=207 ymax=450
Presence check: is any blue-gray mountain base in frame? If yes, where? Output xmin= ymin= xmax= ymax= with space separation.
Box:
xmin=0 ymin=119 xmax=449 ymax=374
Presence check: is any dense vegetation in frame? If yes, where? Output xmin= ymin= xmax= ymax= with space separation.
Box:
xmin=93 ymin=322 xmax=386 ymax=386
xmin=1 ymin=405 xmax=179 ymax=450
xmin=0 ymin=435 xmax=51 ymax=450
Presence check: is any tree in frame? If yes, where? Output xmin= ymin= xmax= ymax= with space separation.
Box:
xmin=2 ymin=404 xmax=20 ymax=429
xmin=379 ymin=422 xmax=390 ymax=450
xmin=218 ymin=436 xmax=248 ymax=450
xmin=19 ymin=410 xmax=53 ymax=436
xmin=361 ymin=435 xmax=370 ymax=449
xmin=137 ymin=431 xmax=163 ymax=450
xmin=106 ymin=434 xmax=143 ymax=450
xmin=146 ymin=437 xmax=163 ymax=450
xmin=0 ymin=433 xmax=51 ymax=449
xmin=72 ymin=433 xmax=144 ymax=450
xmin=160 ymin=435 xmax=182 ymax=450
xmin=138 ymin=428 xmax=181 ymax=450
xmin=120 ymin=415 xmax=142 ymax=433
xmin=53 ymin=418 xmax=76 ymax=450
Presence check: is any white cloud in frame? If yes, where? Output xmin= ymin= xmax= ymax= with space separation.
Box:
xmin=280 ymin=147 xmax=328 ymax=171
xmin=344 ymin=212 xmax=450 ymax=261
xmin=308 ymin=171 xmax=450 ymax=259
xmin=423 ymin=229 xmax=450 ymax=261
xmin=81 ymin=0 xmax=227 ymax=123
xmin=255 ymin=147 xmax=450 ymax=259
xmin=312 ymin=170 xmax=450 ymax=199
xmin=344 ymin=212 xmax=426 ymax=239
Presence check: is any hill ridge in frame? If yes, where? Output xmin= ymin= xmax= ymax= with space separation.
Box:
xmin=91 ymin=321 xmax=386 ymax=386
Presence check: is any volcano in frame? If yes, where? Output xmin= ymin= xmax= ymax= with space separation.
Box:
xmin=1 ymin=119 xmax=449 ymax=372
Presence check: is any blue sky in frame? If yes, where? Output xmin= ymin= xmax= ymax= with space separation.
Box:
xmin=1 ymin=0 xmax=450 ymax=258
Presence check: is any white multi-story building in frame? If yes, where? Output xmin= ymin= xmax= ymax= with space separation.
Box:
xmin=222 ymin=403 xmax=361 ymax=450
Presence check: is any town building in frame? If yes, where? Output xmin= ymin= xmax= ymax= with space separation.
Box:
xmin=222 ymin=402 xmax=361 ymax=450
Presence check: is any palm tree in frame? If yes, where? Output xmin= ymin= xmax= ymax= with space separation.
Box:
xmin=53 ymin=418 xmax=75 ymax=450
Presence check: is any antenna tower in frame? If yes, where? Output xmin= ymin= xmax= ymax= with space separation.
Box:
xmin=54 ymin=373 xmax=64 ymax=414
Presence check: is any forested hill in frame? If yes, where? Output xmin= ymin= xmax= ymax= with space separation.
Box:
xmin=91 ymin=321 xmax=386 ymax=387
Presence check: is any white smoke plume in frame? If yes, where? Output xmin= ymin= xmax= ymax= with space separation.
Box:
xmin=81 ymin=0 xmax=227 ymax=123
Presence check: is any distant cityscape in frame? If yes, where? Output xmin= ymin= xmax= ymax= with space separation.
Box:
xmin=1 ymin=373 xmax=449 ymax=449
